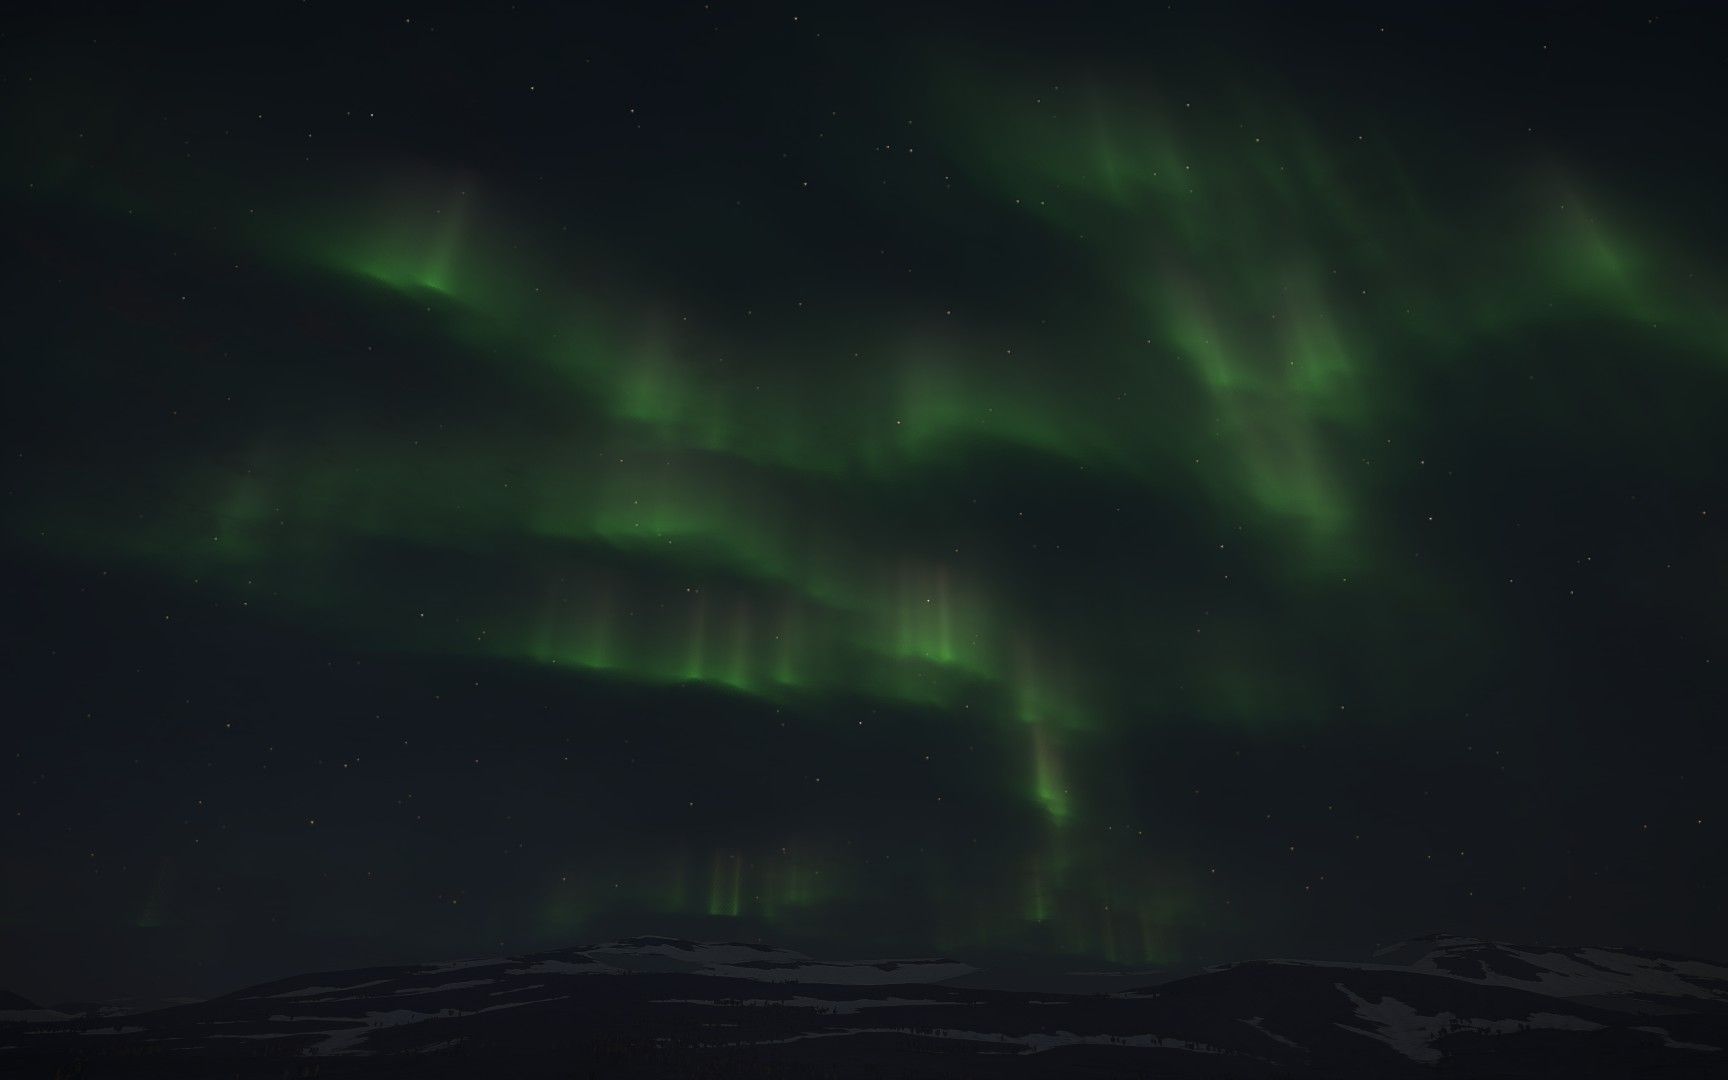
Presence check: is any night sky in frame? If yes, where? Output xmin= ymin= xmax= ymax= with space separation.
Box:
xmin=3 ymin=3 xmax=1725 ymax=1005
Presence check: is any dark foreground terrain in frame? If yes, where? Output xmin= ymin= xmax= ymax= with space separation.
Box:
xmin=4 ymin=934 xmax=1725 ymax=1078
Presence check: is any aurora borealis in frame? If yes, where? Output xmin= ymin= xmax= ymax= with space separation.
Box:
xmin=3 ymin=3 xmax=1725 ymax=1002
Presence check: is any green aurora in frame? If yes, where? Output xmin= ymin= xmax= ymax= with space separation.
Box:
xmin=6 ymin=27 xmax=1724 ymax=972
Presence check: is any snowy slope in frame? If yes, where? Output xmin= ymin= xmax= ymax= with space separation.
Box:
xmin=1372 ymin=933 xmax=1728 ymax=1005
xmin=3 ymin=935 xmax=1724 ymax=1077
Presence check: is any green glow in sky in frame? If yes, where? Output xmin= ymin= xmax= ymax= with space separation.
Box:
xmin=5 ymin=49 xmax=1723 ymax=967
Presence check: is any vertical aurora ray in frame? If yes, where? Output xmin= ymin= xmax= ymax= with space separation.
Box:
xmin=1030 ymin=723 xmax=1070 ymax=825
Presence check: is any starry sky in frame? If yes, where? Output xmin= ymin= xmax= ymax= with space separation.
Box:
xmin=3 ymin=2 xmax=1725 ymax=1003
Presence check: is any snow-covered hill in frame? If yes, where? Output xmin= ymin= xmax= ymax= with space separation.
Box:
xmin=0 ymin=991 xmax=67 ymax=1025
xmin=3 ymin=934 xmax=1723 ymax=1077
xmin=1371 ymin=933 xmax=1728 ymax=1005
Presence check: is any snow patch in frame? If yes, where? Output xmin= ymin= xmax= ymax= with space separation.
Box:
xmin=654 ymin=996 xmax=966 ymax=1014
xmin=0 ymin=1009 xmax=69 ymax=1023
xmin=1238 ymin=1016 xmax=1300 ymax=1048
xmin=505 ymin=959 xmax=616 ymax=976
xmin=579 ymin=939 xmax=973 ymax=984
xmin=421 ymin=957 xmax=508 ymax=975
xmin=1633 ymin=1026 xmax=1720 ymax=1052
xmin=264 ymin=980 xmax=391 ymax=1000
xmin=1334 ymin=984 xmax=1604 ymax=1062
xmin=587 ymin=940 xmax=799 ymax=965
xmin=301 ymin=995 xmax=567 ymax=1056
xmin=1401 ymin=939 xmax=1728 ymax=1002
xmin=704 ymin=959 xmax=976 ymax=985
xmin=390 ymin=979 xmax=495 ymax=996
xmin=735 ymin=1026 xmax=1226 ymax=1055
